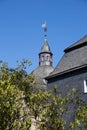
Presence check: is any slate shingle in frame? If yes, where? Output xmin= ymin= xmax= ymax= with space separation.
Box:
xmin=46 ymin=35 xmax=87 ymax=78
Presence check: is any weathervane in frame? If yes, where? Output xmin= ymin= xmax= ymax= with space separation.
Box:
xmin=42 ymin=22 xmax=47 ymax=38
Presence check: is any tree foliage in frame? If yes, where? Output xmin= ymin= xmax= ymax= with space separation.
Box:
xmin=0 ymin=60 xmax=32 ymax=130
xmin=0 ymin=60 xmax=87 ymax=130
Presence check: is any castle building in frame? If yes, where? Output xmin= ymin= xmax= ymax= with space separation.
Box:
xmin=45 ymin=35 xmax=87 ymax=129
xmin=46 ymin=35 xmax=87 ymax=96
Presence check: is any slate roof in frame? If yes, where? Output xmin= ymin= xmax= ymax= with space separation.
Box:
xmin=46 ymin=35 xmax=87 ymax=79
xmin=32 ymin=65 xmax=54 ymax=78
xmin=64 ymin=35 xmax=87 ymax=52
xmin=40 ymin=39 xmax=52 ymax=54
xmin=32 ymin=65 xmax=54 ymax=90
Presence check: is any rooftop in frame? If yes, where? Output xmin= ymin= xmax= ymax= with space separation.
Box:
xmin=40 ymin=39 xmax=52 ymax=54
xmin=46 ymin=35 xmax=87 ymax=79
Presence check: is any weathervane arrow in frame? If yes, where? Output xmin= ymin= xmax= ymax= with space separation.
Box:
xmin=42 ymin=22 xmax=47 ymax=38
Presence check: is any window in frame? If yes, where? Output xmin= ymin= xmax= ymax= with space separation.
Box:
xmin=43 ymin=79 xmax=47 ymax=85
xmin=47 ymin=56 xmax=49 ymax=60
xmin=41 ymin=55 xmax=44 ymax=61
xmin=84 ymin=80 xmax=87 ymax=93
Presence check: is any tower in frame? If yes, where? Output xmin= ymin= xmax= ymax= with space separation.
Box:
xmin=39 ymin=23 xmax=53 ymax=66
xmin=39 ymin=38 xmax=53 ymax=66
xmin=32 ymin=23 xmax=54 ymax=89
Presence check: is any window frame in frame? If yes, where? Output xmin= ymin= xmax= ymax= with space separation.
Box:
xmin=83 ymin=80 xmax=87 ymax=93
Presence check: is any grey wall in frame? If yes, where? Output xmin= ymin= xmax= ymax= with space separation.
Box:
xmin=48 ymin=68 xmax=87 ymax=102
xmin=47 ymin=68 xmax=87 ymax=129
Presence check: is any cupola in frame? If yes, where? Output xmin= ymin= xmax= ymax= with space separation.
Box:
xmin=39 ymin=39 xmax=53 ymax=66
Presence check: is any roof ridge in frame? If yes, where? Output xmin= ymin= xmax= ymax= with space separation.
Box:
xmin=64 ymin=35 xmax=87 ymax=52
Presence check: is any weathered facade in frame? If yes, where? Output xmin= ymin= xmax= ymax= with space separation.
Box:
xmin=46 ymin=35 xmax=87 ymax=129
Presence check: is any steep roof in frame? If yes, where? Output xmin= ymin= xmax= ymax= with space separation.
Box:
xmin=40 ymin=39 xmax=52 ymax=53
xmin=64 ymin=35 xmax=87 ymax=52
xmin=46 ymin=35 xmax=87 ymax=79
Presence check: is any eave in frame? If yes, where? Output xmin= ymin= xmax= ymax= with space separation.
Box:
xmin=45 ymin=64 xmax=87 ymax=80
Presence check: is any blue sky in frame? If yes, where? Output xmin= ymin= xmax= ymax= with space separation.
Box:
xmin=0 ymin=0 xmax=87 ymax=73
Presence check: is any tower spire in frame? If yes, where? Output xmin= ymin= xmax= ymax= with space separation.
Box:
xmin=39 ymin=23 xmax=53 ymax=67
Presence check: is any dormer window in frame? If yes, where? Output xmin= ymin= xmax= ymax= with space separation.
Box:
xmin=84 ymin=80 xmax=87 ymax=93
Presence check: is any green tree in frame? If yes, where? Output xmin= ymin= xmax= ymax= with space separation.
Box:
xmin=0 ymin=60 xmax=87 ymax=130
xmin=27 ymin=86 xmax=68 ymax=130
xmin=0 ymin=60 xmax=33 ymax=130
xmin=68 ymin=88 xmax=87 ymax=130
xmin=29 ymin=87 xmax=87 ymax=130
xmin=38 ymin=87 xmax=68 ymax=130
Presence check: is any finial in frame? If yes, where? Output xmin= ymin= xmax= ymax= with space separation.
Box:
xmin=42 ymin=22 xmax=47 ymax=38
